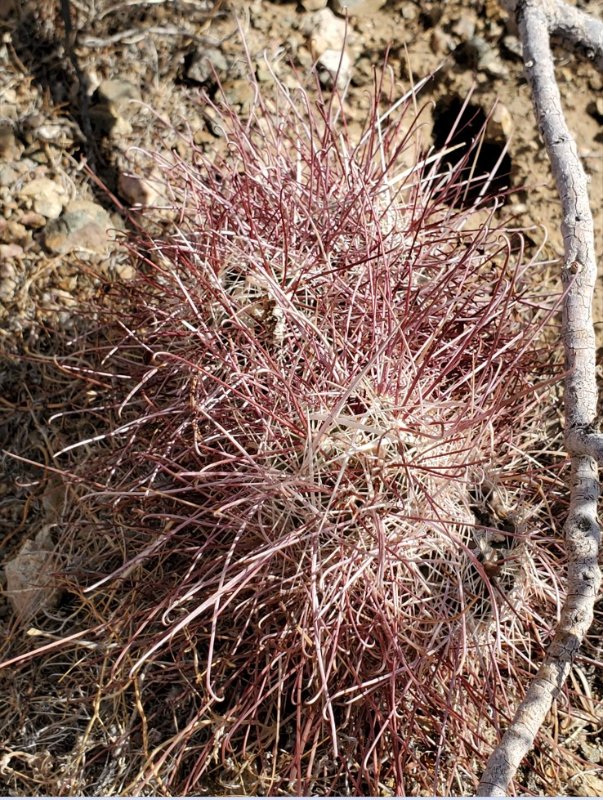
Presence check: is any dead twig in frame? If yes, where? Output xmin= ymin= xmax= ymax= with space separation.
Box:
xmin=77 ymin=25 xmax=215 ymax=48
xmin=501 ymin=0 xmax=603 ymax=73
xmin=478 ymin=0 xmax=602 ymax=793
xmin=59 ymin=0 xmax=98 ymax=170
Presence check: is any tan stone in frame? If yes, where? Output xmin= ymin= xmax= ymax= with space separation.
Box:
xmin=44 ymin=199 xmax=112 ymax=255
xmin=19 ymin=177 xmax=68 ymax=219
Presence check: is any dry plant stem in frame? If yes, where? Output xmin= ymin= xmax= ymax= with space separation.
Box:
xmin=501 ymin=0 xmax=603 ymax=73
xmin=60 ymin=0 xmax=97 ymax=169
xmin=549 ymin=1 xmax=603 ymax=73
xmin=478 ymin=0 xmax=601 ymax=794
xmin=567 ymin=430 xmax=603 ymax=463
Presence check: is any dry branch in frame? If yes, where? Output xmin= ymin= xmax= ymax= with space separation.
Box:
xmin=478 ymin=0 xmax=602 ymax=794
xmin=567 ymin=430 xmax=603 ymax=463
xmin=501 ymin=0 xmax=603 ymax=72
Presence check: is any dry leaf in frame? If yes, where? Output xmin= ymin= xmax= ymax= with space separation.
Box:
xmin=4 ymin=526 xmax=61 ymax=622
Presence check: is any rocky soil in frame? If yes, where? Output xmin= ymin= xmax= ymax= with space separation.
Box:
xmin=0 ymin=0 xmax=602 ymax=795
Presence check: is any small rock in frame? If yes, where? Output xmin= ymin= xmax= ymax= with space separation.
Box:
xmin=0 ymin=164 xmax=18 ymax=187
xmin=89 ymin=106 xmax=131 ymax=138
xmin=19 ymin=177 xmax=68 ymax=220
xmin=94 ymin=78 xmax=140 ymax=120
xmin=115 ymin=262 xmax=136 ymax=281
xmin=455 ymin=36 xmax=508 ymax=78
xmin=118 ymin=170 xmax=164 ymax=207
xmin=220 ymin=80 xmax=255 ymax=115
xmin=185 ymin=46 xmax=229 ymax=85
xmin=352 ymin=56 xmax=373 ymax=86
xmin=0 ymin=91 xmax=18 ymax=111
xmin=35 ymin=118 xmax=79 ymax=145
xmin=0 ymin=259 xmax=18 ymax=302
xmin=0 ymin=118 xmax=20 ymax=160
xmin=305 ymin=8 xmax=347 ymax=56
xmin=301 ymin=0 xmax=327 ymax=9
xmin=295 ymin=44 xmax=314 ymax=71
xmin=19 ymin=210 xmax=46 ymax=229
xmin=20 ymin=113 xmax=47 ymax=145
xmin=193 ymin=126 xmax=216 ymax=147
xmin=452 ymin=16 xmax=476 ymax=41
xmin=90 ymin=78 xmax=140 ymax=137
xmin=201 ymin=105 xmax=225 ymax=138
xmin=43 ymin=199 xmax=112 ymax=255
xmin=1 ymin=220 xmax=27 ymax=244
xmin=478 ymin=50 xmax=508 ymax=79
xmin=588 ymin=96 xmax=603 ymax=124
xmin=256 ymin=58 xmax=281 ymax=83
xmin=400 ymin=3 xmax=417 ymax=20
xmin=4 ymin=527 xmax=60 ymax=622
xmin=486 ymin=102 xmax=513 ymax=143
xmin=317 ymin=48 xmax=353 ymax=90
xmin=82 ymin=68 xmax=101 ymax=98
xmin=430 ymin=28 xmax=452 ymax=55
xmin=502 ymin=34 xmax=523 ymax=60
xmin=332 ymin=0 xmax=386 ymax=14
xmin=0 ymin=243 xmax=24 ymax=259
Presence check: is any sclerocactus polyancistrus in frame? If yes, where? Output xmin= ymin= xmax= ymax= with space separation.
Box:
xmin=48 ymin=77 xmax=566 ymax=794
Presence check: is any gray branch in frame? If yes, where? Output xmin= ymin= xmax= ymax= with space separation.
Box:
xmin=501 ymin=0 xmax=603 ymax=72
xmin=567 ymin=429 xmax=603 ymax=463
xmin=478 ymin=0 xmax=602 ymax=794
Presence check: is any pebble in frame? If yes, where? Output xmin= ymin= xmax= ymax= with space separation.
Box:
xmin=352 ymin=56 xmax=373 ymax=86
xmin=220 ymin=80 xmax=255 ymax=114
xmin=0 ymin=118 xmax=20 ymax=160
xmin=43 ymin=199 xmax=112 ymax=255
xmin=118 ymin=170 xmax=163 ymax=207
xmin=455 ymin=36 xmax=508 ymax=78
xmin=502 ymin=35 xmax=523 ymax=60
xmin=317 ymin=49 xmax=353 ymax=90
xmin=0 ymin=164 xmax=19 ymax=187
xmin=0 ymin=260 xmax=18 ymax=303
xmin=452 ymin=16 xmax=476 ymax=41
xmin=0 ymin=243 xmax=24 ymax=260
xmin=186 ymin=46 xmax=229 ymax=85
xmin=256 ymin=58 xmax=281 ymax=83
xmin=332 ymin=0 xmax=386 ymax=14
xmin=94 ymin=78 xmax=140 ymax=120
xmin=1 ymin=220 xmax=27 ymax=244
xmin=478 ymin=50 xmax=508 ymax=79
xmin=19 ymin=210 xmax=46 ymax=229
xmin=35 ymin=118 xmax=79 ymax=146
xmin=90 ymin=78 xmax=140 ymax=137
xmin=589 ymin=97 xmax=603 ymax=123
xmin=430 ymin=28 xmax=453 ymax=55
xmin=305 ymin=8 xmax=347 ymax=56
xmin=486 ymin=102 xmax=513 ymax=143
xmin=400 ymin=3 xmax=417 ymax=20
xmin=19 ymin=177 xmax=68 ymax=220
xmin=20 ymin=113 xmax=46 ymax=145
xmin=301 ymin=0 xmax=327 ymax=10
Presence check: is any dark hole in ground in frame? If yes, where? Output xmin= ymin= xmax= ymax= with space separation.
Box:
xmin=431 ymin=96 xmax=512 ymax=209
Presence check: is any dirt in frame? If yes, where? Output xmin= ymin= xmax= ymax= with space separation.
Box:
xmin=0 ymin=0 xmax=602 ymax=795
